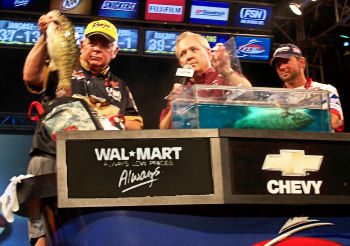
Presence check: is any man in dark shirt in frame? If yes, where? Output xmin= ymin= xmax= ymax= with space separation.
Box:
xmin=23 ymin=13 xmax=143 ymax=246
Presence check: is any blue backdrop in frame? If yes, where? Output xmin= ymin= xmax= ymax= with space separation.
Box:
xmin=1 ymin=133 xmax=350 ymax=246
xmin=0 ymin=133 xmax=32 ymax=246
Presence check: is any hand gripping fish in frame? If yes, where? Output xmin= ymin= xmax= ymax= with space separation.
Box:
xmin=46 ymin=10 xmax=79 ymax=97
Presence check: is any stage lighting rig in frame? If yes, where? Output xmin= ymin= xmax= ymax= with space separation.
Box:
xmin=289 ymin=0 xmax=316 ymax=15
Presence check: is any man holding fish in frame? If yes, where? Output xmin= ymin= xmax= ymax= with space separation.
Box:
xmin=23 ymin=10 xmax=143 ymax=246
xmin=270 ymin=43 xmax=344 ymax=131
xmin=159 ymin=31 xmax=252 ymax=129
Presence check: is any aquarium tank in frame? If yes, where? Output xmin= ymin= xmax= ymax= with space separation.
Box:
xmin=170 ymin=85 xmax=331 ymax=132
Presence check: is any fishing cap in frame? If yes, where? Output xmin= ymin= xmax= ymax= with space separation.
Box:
xmin=270 ymin=43 xmax=303 ymax=67
xmin=84 ymin=20 xmax=118 ymax=43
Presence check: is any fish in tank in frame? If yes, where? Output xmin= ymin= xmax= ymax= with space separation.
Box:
xmin=172 ymin=103 xmax=331 ymax=132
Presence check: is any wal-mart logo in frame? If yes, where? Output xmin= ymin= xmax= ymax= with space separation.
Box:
xmin=101 ymin=1 xmax=137 ymax=11
xmin=240 ymin=8 xmax=266 ymax=21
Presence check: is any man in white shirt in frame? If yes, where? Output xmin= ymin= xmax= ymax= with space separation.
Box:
xmin=270 ymin=43 xmax=344 ymax=131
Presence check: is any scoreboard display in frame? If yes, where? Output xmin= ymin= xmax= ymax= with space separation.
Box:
xmin=0 ymin=20 xmax=139 ymax=54
xmin=117 ymin=28 xmax=139 ymax=53
xmin=144 ymin=29 xmax=181 ymax=56
xmin=0 ymin=20 xmax=40 ymax=46
xmin=200 ymin=33 xmax=229 ymax=48
xmin=74 ymin=25 xmax=139 ymax=53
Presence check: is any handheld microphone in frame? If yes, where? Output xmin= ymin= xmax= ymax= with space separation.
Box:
xmin=175 ymin=64 xmax=194 ymax=85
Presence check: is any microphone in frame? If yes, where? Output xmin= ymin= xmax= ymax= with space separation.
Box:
xmin=175 ymin=64 xmax=194 ymax=85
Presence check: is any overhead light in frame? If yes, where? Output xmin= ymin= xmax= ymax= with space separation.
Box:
xmin=289 ymin=0 xmax=311 ymax=15
xmin=339 ymin=35 xmax=350 ymax=39
xmin=344 ymin=41 xmax=349 ymax=47
xmin=289 ymin=2 xmax=302 ymax=15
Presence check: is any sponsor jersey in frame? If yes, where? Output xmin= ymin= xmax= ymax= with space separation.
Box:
xmin=26 ymin=66 xmax=141 ymax=156
xmin=294 ymin=79 xmax=344 ymax=131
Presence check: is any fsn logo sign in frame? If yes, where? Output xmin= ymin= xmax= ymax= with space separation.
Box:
xmin=262 ymin=150 xmax=324 ymax=194
xmin=240 ymin=8 xmax=266 ymax=20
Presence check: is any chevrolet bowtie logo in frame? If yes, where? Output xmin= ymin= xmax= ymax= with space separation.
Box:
xmin=262 ymin=150 xmax=323 ymax=176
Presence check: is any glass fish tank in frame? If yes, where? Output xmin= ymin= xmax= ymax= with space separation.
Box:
xmin=170 ymin=85 xmax=331 ymax=132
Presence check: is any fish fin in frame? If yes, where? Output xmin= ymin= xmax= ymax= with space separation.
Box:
xmin=281 ymin=108 xmax=290 ymax=118
xmin=240 ymin=107 xmax=252 ymax=116
xmin=48 ymin=60 xmax=58 ymax=71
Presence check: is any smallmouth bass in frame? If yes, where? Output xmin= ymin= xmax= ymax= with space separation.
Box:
xmin=46 ymin=10 xmax=79 ymax=97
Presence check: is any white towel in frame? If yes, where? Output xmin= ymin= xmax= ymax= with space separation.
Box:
xmin=0 ymin=174 xmax=34 ymax=222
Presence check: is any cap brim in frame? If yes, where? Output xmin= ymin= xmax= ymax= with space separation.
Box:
xmin=270 ymin=54 xmax=293 ymax=67
xmin=86 ymin=32 xmax=115 ymax=42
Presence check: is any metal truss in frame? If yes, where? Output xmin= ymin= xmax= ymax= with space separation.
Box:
xmin=272 ymin=0 xmax=350 ymax=83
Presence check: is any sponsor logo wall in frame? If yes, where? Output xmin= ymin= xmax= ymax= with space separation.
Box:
xmin=1 ymin=0 xmax=277 ymax=62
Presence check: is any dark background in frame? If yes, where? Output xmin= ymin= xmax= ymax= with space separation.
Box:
xmin=0 ymin=0 xmax=349 ymax=131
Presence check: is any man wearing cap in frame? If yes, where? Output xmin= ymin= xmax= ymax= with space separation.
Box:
xmin=270 ymin=43 xmax=344 ymax=131
xmin=23 ymin=13 xmax=143 ymax=246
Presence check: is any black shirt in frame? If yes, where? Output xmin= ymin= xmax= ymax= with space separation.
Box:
xmin=29 ymin=66 xmax=140 ymax=156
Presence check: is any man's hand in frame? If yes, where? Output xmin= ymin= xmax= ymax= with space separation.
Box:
xmin=210 ymin=43 xmax=233 ymax=77
xmin=164 ymin=83 xmax=186 ymax=100
xmin=210 ymin=43 xmax=252 ymax=87
xmin=37 ymin=13 xmax=54 ymax=34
